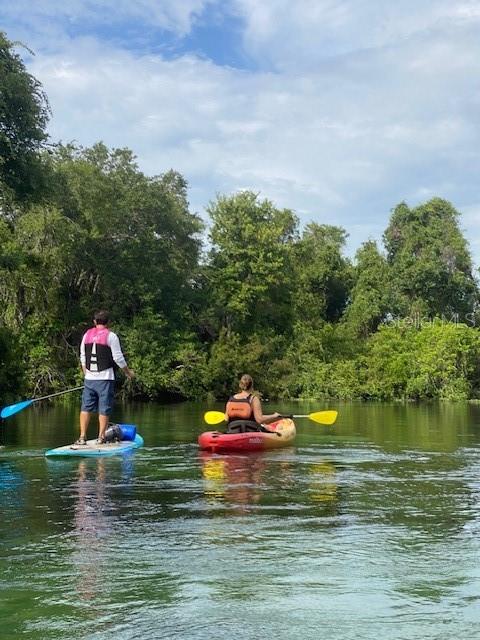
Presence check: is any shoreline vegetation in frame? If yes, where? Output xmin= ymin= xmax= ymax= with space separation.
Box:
xmin=2 ymin=32 xmax=480 ymax=405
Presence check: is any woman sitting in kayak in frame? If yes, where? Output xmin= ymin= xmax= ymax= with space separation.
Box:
xmin=225 ymin=374 xmax=282 ymax=433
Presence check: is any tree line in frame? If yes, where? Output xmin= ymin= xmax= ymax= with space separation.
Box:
xmin=2 ymin=32 xmax=480 ymax=404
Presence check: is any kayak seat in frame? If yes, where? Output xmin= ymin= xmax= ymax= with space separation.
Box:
xmin=226 ymin=420 xmax=262 ymax=434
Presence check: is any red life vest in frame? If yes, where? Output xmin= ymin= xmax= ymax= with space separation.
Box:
xmin=83 ymin=327 xmax=115 ymax=372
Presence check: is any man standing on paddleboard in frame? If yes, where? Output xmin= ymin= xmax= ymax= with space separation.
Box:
xmin=76 ymin=310 xmax=134 ymax=445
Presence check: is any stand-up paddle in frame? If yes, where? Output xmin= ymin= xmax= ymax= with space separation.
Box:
xmin=1 ymin=386 xmax=84 ymax=419
xmin=203 ymin=409 xmax=338 ymax=426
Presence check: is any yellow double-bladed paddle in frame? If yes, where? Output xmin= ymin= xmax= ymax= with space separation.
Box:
xmin=203 ymin=410 xmax=338 ymax=426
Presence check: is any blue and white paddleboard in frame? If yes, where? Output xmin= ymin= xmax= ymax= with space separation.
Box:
xmin=45 ymin=433 xmax=144 ymax=457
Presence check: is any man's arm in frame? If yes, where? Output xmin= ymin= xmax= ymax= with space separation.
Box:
xmin=109 ymin=332 xmax=134 ymax=378
xmin=80 ymin=335 xmax=86 ymax=374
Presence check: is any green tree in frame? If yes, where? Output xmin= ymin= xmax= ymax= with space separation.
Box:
xmin=0 ymin=32 xmax=50 ymax=202
xmin=383 ymin=198 xmax=478 ymax=319
xmin=47 ymin=143 xmax=203 ymax=323
xmin=293 ymin=223 xmax=353 ymax=326
xmin=0 ymin=326 xmax=22 ymax=402
xmin=344 ymin=240 xmax=390 ymax=337
xmin=205 ymin=191 xmax=298 ymax=337
xmin=0 ymin=142 xmax=204 ymax=397
xmin=407 ymin=323 xmax=480 ymax=399
xmin=362 ymin=323 xmax=480 ymax=400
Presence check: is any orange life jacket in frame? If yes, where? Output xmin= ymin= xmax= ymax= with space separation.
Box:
xmin=225 ymin=394 xmax=255 ymax=423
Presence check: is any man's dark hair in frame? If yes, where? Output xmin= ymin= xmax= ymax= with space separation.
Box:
xmin=94 ymin=310 xmax=110 ymax=325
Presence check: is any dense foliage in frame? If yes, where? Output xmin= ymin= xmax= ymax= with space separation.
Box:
xmin=1 ymin=32 xmax=480 ymax=404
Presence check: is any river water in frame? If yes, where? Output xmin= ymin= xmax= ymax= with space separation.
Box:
xmin=1 ymin=400 xmax=479 ymax=639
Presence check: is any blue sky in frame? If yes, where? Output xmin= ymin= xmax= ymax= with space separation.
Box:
xmin=2 ymin=0 xmax=480 ymax=263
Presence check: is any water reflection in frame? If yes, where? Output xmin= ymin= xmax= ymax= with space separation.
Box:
xmin=331 ymin=401 xmax=478 ymax=453
xmin=199 ymin=452 xmax=266 ymax=513
xmin=0 ymin=462 xmax=26 ymax=537
xmin=199 ymin=452 xmax=341 ymax=518
xmin=307 ymin=461 xmax=337 ymax=504
xmin=72 ymin=459 xmax=110 ymax=602
xmin=67 ymin=455 xmax=135 ymax=605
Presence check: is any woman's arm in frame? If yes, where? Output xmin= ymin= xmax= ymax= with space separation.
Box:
xmin=252 ymin=396 xmax=281 ymax=425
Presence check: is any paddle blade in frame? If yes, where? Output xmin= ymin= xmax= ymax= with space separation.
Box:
xmin=308 ymin=410 xmax=338 ymax=425
xmin=204 ymin=411 xmax=226 ymax=425
xmin=1 ymin=399 xmax=34 ymax=419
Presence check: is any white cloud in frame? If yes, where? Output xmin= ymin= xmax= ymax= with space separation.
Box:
xmin=1 ymin=0 xmax=211 ymax=38
xmin=233 ymin=0 xmax=480 ymax=69
xmin=3 ymin=1 xmax=480 ymax=265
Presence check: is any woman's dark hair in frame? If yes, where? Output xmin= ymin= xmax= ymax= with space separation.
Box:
xmin=94 ymin=309 xmax=110 ymax=325
xmin=239 ymin=374 xmax=253 ymax=391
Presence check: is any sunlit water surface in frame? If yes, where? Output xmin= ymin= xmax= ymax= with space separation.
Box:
xmin=1 ymin=401 xmax=480 ymax=639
